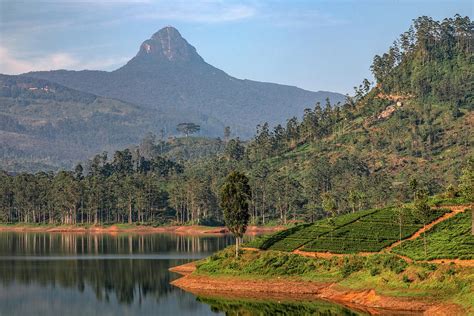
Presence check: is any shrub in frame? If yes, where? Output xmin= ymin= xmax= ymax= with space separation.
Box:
xmin=341 ymin=256 xmax=364 ymax=277
xmin=402 ymin=274 xmax=412 ymax=283
xmin=370 ymin=267 xmax=381 ymax=276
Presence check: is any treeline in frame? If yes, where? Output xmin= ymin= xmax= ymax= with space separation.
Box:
xmin=370 ymin=15 xmax=472 ymax=105
xmin=0 ymin=150 xmax=182 ymax=224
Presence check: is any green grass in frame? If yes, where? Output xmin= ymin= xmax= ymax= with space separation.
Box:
xmin=247 ymin=205 xmax=450 ymax=253
xmin=303 ymin=207 xmax=448 ymax=253
xmin=392 ymin=210 xmax=474 ymax=260
xmin=428 ymin=196 xmax=472 ymax=207
xmin=196 ymin=248 xmax=474 ymax=311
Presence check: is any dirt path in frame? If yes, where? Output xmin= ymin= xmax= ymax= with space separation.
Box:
xmin=241 ymin=247 xmax=260 ymax=252
xmin=293 ymin=249 xmax=376 ymax=258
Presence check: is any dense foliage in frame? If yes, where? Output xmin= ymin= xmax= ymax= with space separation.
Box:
xmin=0 ymin=150 xmax=182 ymax=224
xmin=371 ymin=15 xmax=472 ymax=106
xmin=302 ymin=207 xmax=448 ymax=253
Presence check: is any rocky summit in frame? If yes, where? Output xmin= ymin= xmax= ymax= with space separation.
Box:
xmin=23 ymin=26 xmax=344 ymax=138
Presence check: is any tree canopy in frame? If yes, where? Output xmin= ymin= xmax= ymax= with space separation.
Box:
xmin=220 ymin=171 xmax=251 ymax=257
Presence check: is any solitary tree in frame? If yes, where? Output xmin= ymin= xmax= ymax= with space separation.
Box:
xmin=224 ymin=126 xmax=231 ymax=142
xmin=459 ymin=158 xmax=473 ymax=201
xmin=322 ymin=192 xmax=337 ymax=240
xmin=220 ymin=171 xmax=251 ymax=258
xmin=413 ymin=190 xmax=431 ymax=258
xmin=394 ymin=204 xmax=409 ymax=245
xmin=409 ymin=178 xmax=418 ymax=202
xmin=176 ymin=123 xmax=200 ymax=137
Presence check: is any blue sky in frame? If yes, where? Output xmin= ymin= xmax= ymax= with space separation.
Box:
xmin=0 ymin=0 xmax=471 ymax=94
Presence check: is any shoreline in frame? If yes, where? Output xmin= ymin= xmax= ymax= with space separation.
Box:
xmin=169 ymin=262 xmax=466 ymax=315
xmin=0 ymin=224 xmax=284 ymax=235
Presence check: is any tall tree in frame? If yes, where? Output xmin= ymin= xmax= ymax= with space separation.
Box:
xmin=176 ymin=123 xmax=200 ymax=137
xmin=220 ymin=171 xmax=251 ymax=258
xmin=413 ymin=189 xmax=431 ymax=258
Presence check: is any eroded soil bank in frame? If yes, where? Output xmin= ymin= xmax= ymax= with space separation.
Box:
xmin=169 ymin=262 xmax=466 ymax=316
xmin=0 ymin=224 xmax=284 ymax=235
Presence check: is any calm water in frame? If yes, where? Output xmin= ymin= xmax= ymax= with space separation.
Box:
xmin=0 ymin=232 xmax=364 ymax=316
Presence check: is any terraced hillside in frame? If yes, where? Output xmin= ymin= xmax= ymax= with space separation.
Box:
xmin=247 ymin=206 xmax=450 ymax=253
xmin=392 ymin=209 xmax=473 ymax=260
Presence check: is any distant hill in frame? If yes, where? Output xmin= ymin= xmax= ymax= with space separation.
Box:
xmin=25 ymin=26 xmax=344 ymax=138
xmin=0 ymin=74 xmax=162 ymax=172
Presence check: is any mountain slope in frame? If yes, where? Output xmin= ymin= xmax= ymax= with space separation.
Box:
xmin=25 ymin=26 xmax=344 ymax=137
xmin=0 ymin=74 xmax=162 ymax=172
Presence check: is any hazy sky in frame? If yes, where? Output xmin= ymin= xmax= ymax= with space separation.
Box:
xmin=0 ymin=0 xmax=471 ymax=94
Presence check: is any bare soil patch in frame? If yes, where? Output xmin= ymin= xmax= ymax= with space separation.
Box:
xmin=170 ymin=262 xmax=464 ymax=315
xmin=0 ymin=224 xmax=283 ymax=235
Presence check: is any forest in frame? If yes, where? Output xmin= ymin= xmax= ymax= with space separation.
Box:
xmin=0 ymin=15 xmax=472 ymax=226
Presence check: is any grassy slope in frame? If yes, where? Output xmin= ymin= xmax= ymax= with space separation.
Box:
xmin=392 ymin=210 xmax=473 ymax=260
xmin=222 ymin=202 xmax=473 ymax=310
xmin=247 ymin=205 xmax=450 ymax=253
xmin=196 ymin=249 xmax=474 ymax=311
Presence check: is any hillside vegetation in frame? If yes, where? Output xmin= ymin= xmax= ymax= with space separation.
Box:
xmin=195 ymin=248 xmax=474 ymax=312
xmin=393 ymin=210 xmax=473 ymax=260
xmin=245 ymin=202 xmax=462 ymax=252
xmin=0 ymin=75 xmax=162 ymax=172
xmin=0 ymin=15 xmax=472 ymax=227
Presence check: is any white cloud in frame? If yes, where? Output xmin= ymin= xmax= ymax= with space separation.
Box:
xmin=261 ymin=9 xmax=347 ymax=28
xmin=135 ymin=2 xmax=256 ymax=23
xmin=0 ymin=47 xmax=128 ymax=74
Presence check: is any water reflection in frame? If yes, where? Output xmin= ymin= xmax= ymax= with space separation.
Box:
xmin=0 ymin=232 xmax=233 ymax=315
xmin=198 ymin=296 xmax=366 ymax=316
xmin=0 ymin=232 xmax=234 ymax=256
xmin=0 ymin=232 xmax=366 ymax=315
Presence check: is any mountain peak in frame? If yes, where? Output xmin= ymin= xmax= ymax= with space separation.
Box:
xmin=151 ymin=26 xmax=182 ymax=41
xmin=136 ymin=26 xmax=201 ymax=62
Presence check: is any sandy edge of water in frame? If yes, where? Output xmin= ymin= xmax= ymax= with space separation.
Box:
xmin=0 ymin=225 xmax=284 ymax=235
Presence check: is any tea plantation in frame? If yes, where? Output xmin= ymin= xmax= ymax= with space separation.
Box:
xmin=392 ymin=209 xmax=474 ymax=260
xmin=247 ymin=207 xmax=450 ymax=253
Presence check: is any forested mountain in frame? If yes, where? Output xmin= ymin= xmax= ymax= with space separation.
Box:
xmin=0 ymin=15 xmax=472 ymax=226
xmin=0 ymin=74 xmax=162 ymax=172
xmin=25 ymin=26 xmax=344 ymax=138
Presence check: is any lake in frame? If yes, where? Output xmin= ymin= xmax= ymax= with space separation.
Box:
xmin=0 ymin=232 xmax=365 ymax=315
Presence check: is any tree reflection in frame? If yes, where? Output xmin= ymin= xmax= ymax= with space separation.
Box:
xmin=197 ymin=296 xmax=366 ymax=316
xmin=0 ymin=232 xmax=235 ymax=305
xmin=0 ymin=232 xmax=235 ymax=256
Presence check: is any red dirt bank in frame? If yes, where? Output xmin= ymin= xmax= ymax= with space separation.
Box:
xmin=0 ymin=224 xmax=284 ymax=235
xmin=169 ymin=262 xmax=466 ymax=316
